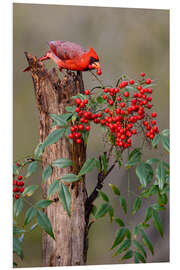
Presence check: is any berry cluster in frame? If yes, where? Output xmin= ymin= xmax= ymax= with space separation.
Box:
xmin=68 ymin=73 xmax=159 ymax=149
xmin=13 ymin=163 xmax=24 ymax=199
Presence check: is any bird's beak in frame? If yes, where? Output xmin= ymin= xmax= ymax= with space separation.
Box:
xmin=91 ymin=61 xmax=100 ymax=70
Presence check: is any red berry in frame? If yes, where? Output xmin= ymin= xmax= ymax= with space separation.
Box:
xmin=97 ymin=68 xmax=102 ymax=76
xmin=147 ymin=96 xmax=152 ymax=102
xmin=78 ymin=124 xmax=84 ymax=131
xmin=75 ymin=107 xmax=80 ymax=113
xmin=104 ymin=108 xmax=109 ymax=113
xmin=147 ymin=104 xmax=152 ymax=109
xmin=101 ymin=119 xmax=105 ymax=125
xmin=75 ymin=98 xmax=81 ymax=105
xmin=20 ymin=181 xmax=24 ymax=186
xmin=129 ymin=79 xmax=134 ymax=84
xmin=16 ymin=162 xmax=20 ymax=167
xmin=124 ymin=91 xmax=129 ymax=98
xmin=150 ymin=134 xmax=155 ymax=140
xmin=70 ymin=127 xmax=75 ymax=132
xmin=115 ymin=88 xmax=119 ymax=93
xmin=117 ymin=96 xmax=122 ymax=102
xmin=85 ymin=126 xmax=90 ymax=131
xmin=132 ymin=129 xmax=137 ymax=134
xmin=152 ymin=112 xmax=157 ymax=118
xmin=20 ymin=187 xmax=24 ymax=193
xmin=140 ymin=72 xmax=146 ymax=77
xmin=80 ymin=102 xmax=85 ymax=108
xmin=16 ymin=181 xmax=20 ymax=186
xmin=104 ymin=88 xmax=109 ymax=93
xmin=137 ymin=85 xmax=142 ymax=91
xmin=85 ymin=89 xmax=90 ymax=95
xmin=151 ymin=120 xmax=156 ymax=125
xmin=108 ymin=99 xmax=114 ymax=105
xmin=84 ymin=99 xmax=88 ymax=104
xmin=103 ymin=95 xmax=107 ymax=100
xmin=68 ymin=133 xmax=74 ymax=139
xmin=15 ymin=194 xmax=20 ymax=200
xmin=120 ymin=102 xmax=125 ymax=108
xmin=76 ymin=138 xmax=82 ymax=144
xmin=145 ymin=79 xmax=151 ymax=84
xmin=18 ymin=175 xmax=22 ymax=180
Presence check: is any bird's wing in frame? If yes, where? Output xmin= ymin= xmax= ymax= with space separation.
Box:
xmin=48 ymin=41 xmax=86 ymax=60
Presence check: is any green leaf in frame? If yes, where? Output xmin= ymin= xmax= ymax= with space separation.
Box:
xmin=109 ymin=184 xmax=120 ymax=196
xmin=97 ymin=96 xmax=104 ymax=104
xmin=140 ymin=229 xmax=154 ymax=255
xmin=146 ymin=158 xmax=160 ymax=165
xmin=30 ymin=223 xmax=38 ymax=232
xmin=26 ymin=161 xmax=38 ymax=178
xmin=65 ymin=105 xmax=76 ymax=113
xmin=24 ymin=207 xmax=37 ymax=226
xmin=120 ymin=197 xmax=127 ymax=214
xmin=34 ymin=143 xmax=44 ymax=159
xmin=97 ymin=189 xmax=109 ymax=202
xmin=58 ymin=182 xmax=71 ymax=216
xmin=155 ymin=161 xmax=166 ymax=190
xmin=22 ymin=185 xmax=38 ymax=197
xmin=36 ymin=209 xmax=55 ymax=239
xmin=14 ymin=198 xmax=23 ymax=217
xmin=101 ymin=154 xmax=108 ymax=173
xmin=13 ymin=226 xmax=26 ymax=235
xmin=121 ymin=250 xmax=133 ymax=261
xmin=144 ymin=207 xmax=153 ymax=223
xmin=13 ymin=237 xmax=23 ymax=259
xmin=133 ymin=226 xmax=140 ymax=239
xmin=132 ymin=197 xmax=142 ymax=215
xmin=134 ymin=251 xmax=146 ymax=263
xmin=111 ymin=228 xmax=128 ymax=249
xmin=49 ymin=114 xmax=68 ymax=127
xmin=136 ymin=161 xmax=153 ymax=187
xmin=125 ymin=148 xmax=142 ymax=168
xmin=133 ymin=240 xmax=147 ymax=258
xmin=152 ymin=203 xmax=166 ymax=211
xmin=152 ymin=209 xmax=163 ymax=237
xmin=108 ymin=205 xmax=114 ymax=222
xmin=161 ymin=135 xmax=169 ymax=153
xmin=94 ymin=203 xmax=110 ymax=219
xmin=78 ymin=158 xmax=95 ymax=176
xmin=152 ymin=134 xmax=161 ymax=148
xmin=61 ymin=173 xmax=79 ymax=183
xmin=42 ymin=165 xmax=52 ymax=183
xmin=47 ymin=180 xmax=59 ymax=198
xmin=52 ymin=158 xmax=72 ymax=168
xmin=95 ymin=159 xmax=101 ymax=173
xmin=114 ymin=239 xmax=131 ymax=256
xmin=35 ymin=199 xmax=53 ymax=208
xmin=161 ymin=129 xmax=169 ymax=137
xmin=91 ymin=205 xmax=97 ymax=216
xmin=115 ymin=218 xmax=125 ymax=227
xmin=42 ymin=129 xmax=65 ymax=149
xmin=13 ymin=163 xmax=19 ymax=175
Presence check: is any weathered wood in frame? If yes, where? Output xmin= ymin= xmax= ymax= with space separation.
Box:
xmin=24 ymin=52 xmax=88 ymax=266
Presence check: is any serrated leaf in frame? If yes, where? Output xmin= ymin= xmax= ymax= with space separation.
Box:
xmin=52 ymin=158 xmax=72 ymax=168
xmin=121 ymin=250 xmax=133 ymax=261
xmin=42 ymin=129 xmax=65 ymax=149
xmin=24 ymin=207 xmax=37 ymax=226
xmin=65 ymin=105 xmax=76 ymax=113
xmin=34 ymin=143 xmax=44 ymax=159
xmin=36 ymin=209 xmax=55 ymax=239
xmin=161 ymin=135 xmax=169 ymax=153
xmin=26 ymin=161 xmax=38 ymax=178
xmin=140 ymin=229 xmax=154 ymax=255
xmin=13 ymin=198 xmax=23 ymax=217
xmin=155 ymin=161 xmax=166 ymax=190
xmin=152 ymin=134 xmax=161 ymax=148
xmin=79 ymin=158 xmax=95 ymax=176
xmin=22 ymin=185 xmax=38 ymax=197
xmin=152 ymin=209 xmax=163 ymax=237
xmin=35 ymin=199 xmax=53 ymax=208
xmin=115 ymin=218 xmax=125 ymax=227
xmin=47 ymin=180 xmax=59 ymax=198
xmin=146 ymin=158 xmax=160 ymax=165
xmin=58 ymin=182 xmax=71 ymax=216
xmin=125 ymin=148 xmax=142 ymax=168
xmin=42 ymin=165 xmax=52 ymax=183
xmin=101 ymin=154 xmax=108 ymax=173
xmin=136 ymin=161 xmax=153 ymax=188
xmin=95 ymin=159 xmax=101 ymax=173
xmin=111 ymin=228 xmax=128 ymax=249
xmin=133 ymin=240 xmax=147 ymax=258
xmin=114 ymin=239 xmax=131 ymax=256
xmin=161 ymin=129 xmax=169 ymax=137
xmin=134 ymin=251 xmax=146 ymax=263
xmin=109 ymin=184 xmax=120 ymax=196
xmin=94 ymin=203 xmax=110 ymax=219
xmin=133 ymin=226 xmax=140 ymax=239
xmin=144 ymin=207 xmax=153 ymax=223
xmin=13 ymin=237 xmax=24 ymax=259
xmin=132 ymin=197 xmax=142 ymax=215
xmin=97 ymin=189 xmax=109 ymax=202
xmin=49 ymin=114 xmax=68 ymax=127
xmin=120 ymin=197 xmax=127 ymax=214
xmin=61 ymin=173 xmax=79 ymax=183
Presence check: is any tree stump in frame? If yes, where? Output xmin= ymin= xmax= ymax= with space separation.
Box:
xmin=24 ymin=53 xmax=88 ymax=266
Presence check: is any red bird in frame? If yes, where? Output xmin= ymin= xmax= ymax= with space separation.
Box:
xmin=23 ymin=40 xmax=102 ymax=75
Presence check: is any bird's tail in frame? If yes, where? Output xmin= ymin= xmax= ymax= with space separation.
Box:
xmin=22 ymin=54 xmax=50 ymax=72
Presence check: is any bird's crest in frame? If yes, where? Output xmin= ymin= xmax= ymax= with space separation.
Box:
xmin=88 ymin=47 xmax=99 ymax=61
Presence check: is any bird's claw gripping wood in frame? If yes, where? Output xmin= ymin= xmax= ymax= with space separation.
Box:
xmin=23 ymin=40 xmax=102 ymax=76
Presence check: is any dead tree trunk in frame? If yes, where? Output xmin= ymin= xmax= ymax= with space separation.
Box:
xmin=24 ymin=53 xmax=88 ymax=266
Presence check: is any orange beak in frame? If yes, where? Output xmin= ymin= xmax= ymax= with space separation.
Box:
xmin=91 ymin=61 xmax=101 ymax=70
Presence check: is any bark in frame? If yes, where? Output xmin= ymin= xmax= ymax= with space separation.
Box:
xmin=24 ymin=52 xmax=88 ymax=266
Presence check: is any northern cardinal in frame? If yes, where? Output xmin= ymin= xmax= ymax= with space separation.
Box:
xmin=23 ymin=40 xmax=102 ymax=75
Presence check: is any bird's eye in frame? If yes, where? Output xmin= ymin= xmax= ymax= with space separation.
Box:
xmin=89 ymin=56 xmax=98 ymax=64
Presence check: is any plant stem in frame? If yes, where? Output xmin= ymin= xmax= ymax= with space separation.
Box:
xmin=90 ymin=70 xmax=104 ymax=88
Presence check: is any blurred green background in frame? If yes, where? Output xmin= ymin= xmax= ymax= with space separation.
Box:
xmin=13 ymin=3 xmax=169 ymax=267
